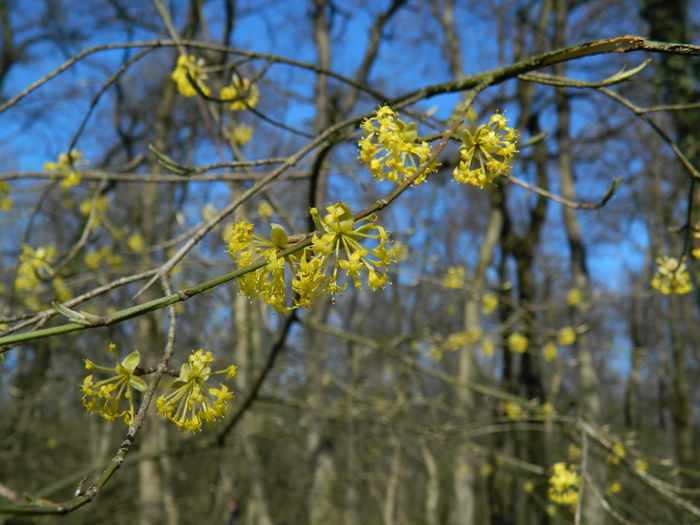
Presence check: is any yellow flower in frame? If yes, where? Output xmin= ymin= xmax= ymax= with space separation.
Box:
xmin=388 ymin=241 xmax=408 ymax=262
xmin=607 ymin=481 xmax=622 ymax=495
xmin=524 ymin=481 xmax=535 ymax=494
xmin=127 ymin=232 xmax=144 ymax=252
xmin=558 ymin=326 xmax=576 ymax=346
xmin=79 ymin=195 xmax=109 ymax=231
xmin=257 ymin=200 xmax=274 ymax=219
xmin=453 ymin=113 xmax=518 ymax=188
xmin=171 ymin=55 xmax=210 ymax=97
xmin=443 ymin=266 xmax=465 ymax=289
xmin=542 ymin=342 xmax=558 ymax=362
xmin=15 ymin=244 xmax=56 ymax=292
xmin=230 ymin=123 xmax=254 ymax=145
xmin=156 ymin=349 xmax=237 ymax=432
xmin=481 ymin=339 xmax=495 ymax=356
xmin=507 ymin=333 xmax=528 ymax=354
xmin=634 ymin=459 xmax=648 ymax=472
xmin=227 ymin=221 xmax=298 ymax=312
xmin=568 ymin=444 xmax=581 ymax=461
xmin=227 ymin=203 xmax=392 ymax=311
xmin=541 ymin=401 xmax=555 ymax=419
xmin=202 ymin=203 xmax=217 ymax=222
xmin=44 ymin=149 xmax=87 ymax=189
xmin=482 ymin=292 xmax=498 ymax=314
xmin=606 ymin=442 xmax=626 ymax=465
xmin=651 ymin=256 xmax=693 ymax=295
xmin=80 ymin=343 xmax=147 ymax=425
xmin=79 ymin=195 xmax=109 ymax=216
xmin=303 ymin=202 xmax=391 ymax=300
xmin=444 ymin=328 xmax=482 ymax=350
xmin=566 ymin=288 xmax=582 ymax=307
xmin=52 ymin=277 xmax=71 ymax=302
xmin=0 ymin=180 xmax=12 ymax=211
xmin=548 ymin=462 xmax=580 ymax=505
xmin=427 ymin=345 xmax=443 ymax=361
xmin=505 ymin=402 xmax=522 ymax=419
xmin=358 ymin=105 xmax=437 ymax=185
xmin=220 ymin=75 xmax=259 ymax=111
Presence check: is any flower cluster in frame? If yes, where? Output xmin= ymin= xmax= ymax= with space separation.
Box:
xmin=651 ymin=256 xmax=693 ymax=295
xmin=156 ymin=350 xmax=237 ymax=433
xmin=548 ymin=462 xmax=580 ymax=506
xmin=220 ymin=75 xmax=259 ymax=111
xmin=482 ymin=293 xmax=498 ymax=314
xmin=44 ymin=149 xmax=86 ymax=188
xmin=0 ymin=180 xmax=11 ymax=212
xmin=442 ymin=266 xmax=465 ymax=289
xmin=542 ymin=342 xmax=558 ymax=362
xmin=227 ymin=220 xmax=290 ymax=311
xmin=80 ymin=343 xmax=147 ymax=425
xmin=443 ymin=328 xmax=482 ymax=350
xmin=558 ymin=326 xmax=577 ymax=346
xmin=453 ymin=113 xmax=517 ymax=188
xmin=507 ymin=332 xmax=528 ymax=354
xmin=227 ymin=202 xmax=391 ymax=312
xmin=358 ymin=106 xmax=437 ymax=185
xmin=15 ymin=244 xmax=55 ymax=292
xmin=606 ymin=441 xmax=626 ymax=465
xmin=80 ymin=345 xmax=237 ymax=433
xmin=171 ymin=54 xmax=211 ymax=97
xmin=229 ymin=123 xmax=254 ymax=146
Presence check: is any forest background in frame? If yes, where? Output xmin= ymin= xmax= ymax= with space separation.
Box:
xmin=2 ymin=0 xmax=700 ymax=524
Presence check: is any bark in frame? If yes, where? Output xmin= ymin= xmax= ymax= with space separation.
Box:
xmin=234 ymin=292 xmax=274 ymax=525
xmin=552 ymin=1 xmax=603 ymax=520
xmin=421 ymin=444 xmax=440 ymax=525
xmin=641 ymin=0 xmax=698 ymax=477
xmin=430 ymin=3 xmax=483 ymax=521
xmin=381 ymin=442 xmax=401 ymax=525
xmin=138 ymin=28 xmax=178 ymax=523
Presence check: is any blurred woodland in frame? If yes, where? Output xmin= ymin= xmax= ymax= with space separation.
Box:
xmin=2 ymin=0 xmax=700 ymax=524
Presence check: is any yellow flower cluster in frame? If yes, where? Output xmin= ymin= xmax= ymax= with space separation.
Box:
xmin=453 ymin=114 xmax=517 ymax=188
xmin=443 ymin=328 xmax=482 ymax=350
xmin=220 ymin=75 xmax=259 ymax=111
xmin=44 ymin=149 xmax=86 ymax=188
xmin=81 ymin=343 xmax=147 ymax=425
xmin=156 ymin=350 xmax=237 ymax=433
xmin=507 ymin=332 xmax=528 ymax=354
xmin=0 ymin=180 xmax=11 ymax=212
xmin=15 ymin=244 xmax=55 ymax=292
xmin=542 ymin=342 xmax=558 ymax=362
xmin=548 ymin=462 xmax=580 ymax=505
xmin=85 ymin=246 xmax=123 ymax=270
xmin=558 ymin=326 xmax=577 ymax=346
xmin=228 ymin=202 xmax=391 ymax=311
xmin=505 ymin=401 xmax=523 ymax=419
xmin=606 ymin=441 xmax=626 ymax=465
xmin=482 ymin=293 xmax=499 ymax=314
xmin=80 ymin=345 xmax=237 ymax=433
xmin=171 ymin=54 xmax=211 ymax=97
xmin=442 ymin=266 xmax=465 ymax=288
xmin=230 ymin=123 xmax=254 ymax=145
xmin=227 ymin=220 xmax=290 ymax=311
xmin=358 ymin=106 xmax=437 ymax=185
xmin=566 ymin=287 xmax=582 ymax=307
xmin=52 ymin=276 xmax=71 ymax=302
xmin=651 ymin=256 xmax=692 ymax=295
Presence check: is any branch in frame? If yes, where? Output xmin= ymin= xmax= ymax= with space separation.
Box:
xmin=507 ymin=174 xmax=621 ymax=209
